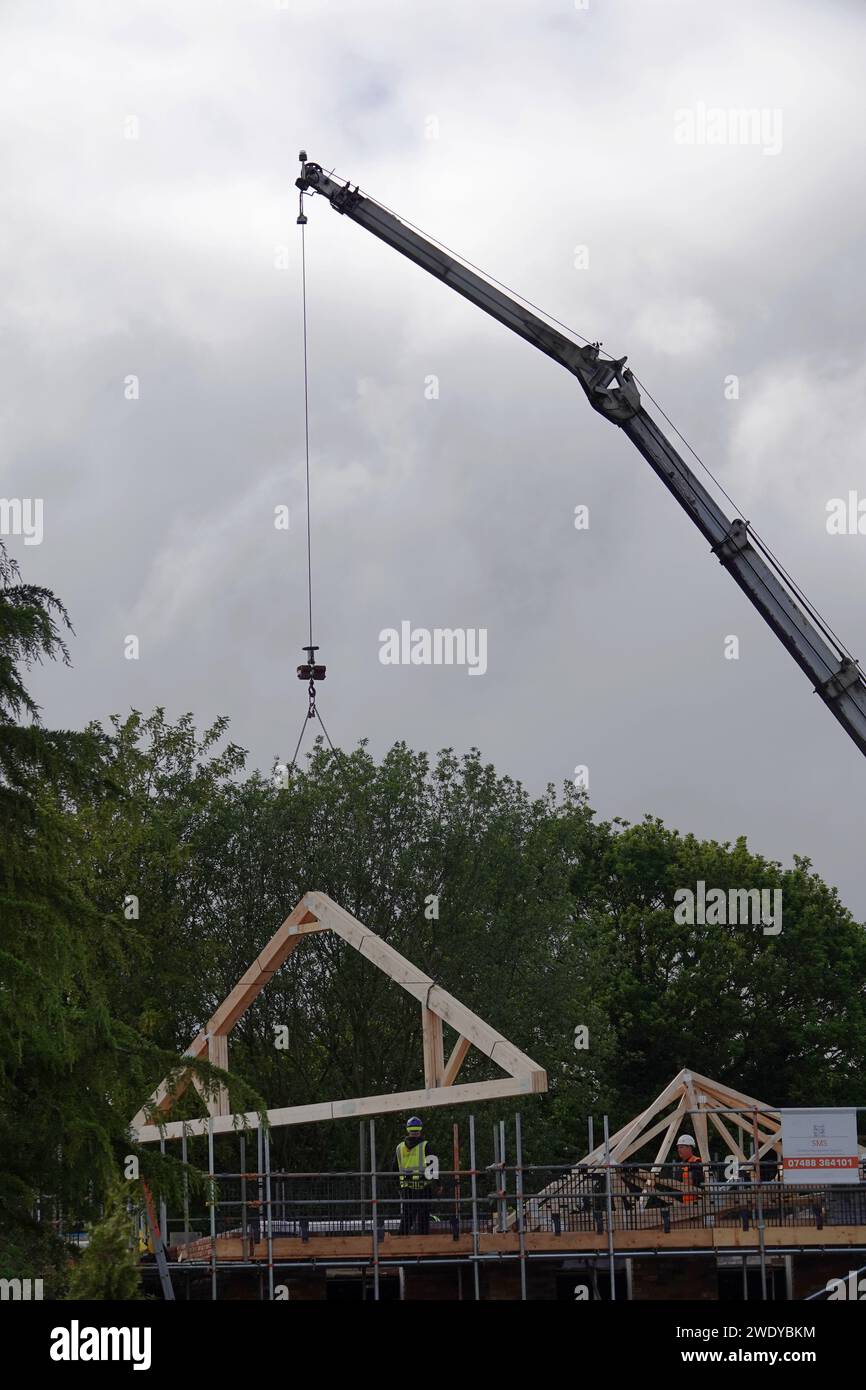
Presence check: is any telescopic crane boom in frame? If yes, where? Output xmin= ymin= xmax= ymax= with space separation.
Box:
xmin=296 ymin=158 xmax=866 ymax=759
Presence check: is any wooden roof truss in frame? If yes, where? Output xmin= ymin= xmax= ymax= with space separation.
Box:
xmin=131 ymin=891 xmax=547 ymax=1144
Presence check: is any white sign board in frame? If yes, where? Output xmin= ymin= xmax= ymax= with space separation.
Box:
xmin=780 ymin=1108 xmax=860 ymax=1185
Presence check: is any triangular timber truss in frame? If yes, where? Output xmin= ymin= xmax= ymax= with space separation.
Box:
xmin=132 ymin=892 xmax=547 ymax=1144
xmin=523 ymin=1067 xmax=866 ymax=1228
xmin=577 ymin=1069 xmax=866 ymax=1170
xmin=579 ymin=1068 xmax=786 ymax=1169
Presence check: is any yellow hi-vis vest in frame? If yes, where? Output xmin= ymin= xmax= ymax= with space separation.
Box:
xmin=397 ymin=1139 xmax=428 ymax=1188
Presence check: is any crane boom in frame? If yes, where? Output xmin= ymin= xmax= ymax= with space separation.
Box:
xmin=297 ymin=160 xmax=866 ymax=759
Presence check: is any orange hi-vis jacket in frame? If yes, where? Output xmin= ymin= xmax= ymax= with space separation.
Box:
xmin=680 ymin=1153 xmax=702 ymax=1204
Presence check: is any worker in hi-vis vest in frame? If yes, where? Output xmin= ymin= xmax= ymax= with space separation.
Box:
xmin=394 ymin=1116 xmax=435 ymax=1235
xmin=675 ymin=1135 xmax=705 ymax=1205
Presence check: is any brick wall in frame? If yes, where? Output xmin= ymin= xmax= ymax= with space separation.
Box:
xmin=402 ymin=1261 xmax=558 ymax=1300
xmin=402 ymin=1266 xmax=463 ymax=1300
xmin=791 ymin=1254 xmax=863 ymax=1300
xmin=631 ymin=1256 xmax=718 ymax=1301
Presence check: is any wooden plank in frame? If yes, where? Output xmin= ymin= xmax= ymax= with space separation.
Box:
xmin=714 ymin=1226 xmax=866 ymax=1250
xmin=208 ymin=1032 xmax=230 ymax=1117
xmin=707 ymin=1109 xmax=749 ymax=1164
xmin=485 ymin=1229 xmax=717 ymax=1253
xmin=205 ymin=900 xmax=317 ymax=1036
xmin=306 ymin=894 xmax=435 ymax=1003
xmin=696 ymin=1086 xmax=777 ymax=1131
xmin=688 ymin=1069 xmax=779 ymax=1115
xmin=686 ymin=1077 xmax=711 ymax=1166
xmin=179 ymin=1236 xmax=245 ymax=1262
xmin=583 ymin=1114 xmax=645 ymax=1163
xmin=178 ymin=1220 xmax=866 ymax=1266
xmin=310 ymin=893 xmax=545 ymax=1084
xmin=129 ymin=1031 xmax=209 ymax=1129
xmin=258 ymin=1236 xmax=374 ymax=1259
xmin=380 ymin=1233 xmax=469 ymax=1254
xmin=694 ymin=1081 xmax=781 ymax=1137
xmin=131 ymin=906 xmax=321 ymax=1128
xmin=422 ymin=987 xmax=504 ymax=1058
xmin=187 ymin=1228 xmax=714 ymax=1262
xmin=443 ymin=1036 xmax=471 ymax=1087
xmin=633 ymin=1167 xmax=694 ymax=1193
xmin=650 ymin=1098 xmax=689 ymax=1169
xmin=208 ymin=939 xmax=303 ymax=1036
xmin=330 ymin=1074 xmax=537 ymax=1121
xmin=714 ymin=1106 xmax=782 ymax=1149
xmin=425 ymin=986 xmax=541 ymax=1080
xmin=134 ymin=1074 xmax=537 ymax=1143
xmin=756 ymin=1132 xmax=783 ymax=1165
xmin=614 ymin=1101 xmax=685 ymax=1163
xmin=586 ymin=1071 xmax=688 ymax=1166
xmin=421 ymin=1008 xmax=445 ymax=1088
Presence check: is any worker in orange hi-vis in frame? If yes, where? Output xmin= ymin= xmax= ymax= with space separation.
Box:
xmin=675 ymin=1135 xmax=705 ymax=1206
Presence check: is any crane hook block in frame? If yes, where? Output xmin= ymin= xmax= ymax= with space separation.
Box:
xmin=297 ymin=644 xmax=326 ymax=682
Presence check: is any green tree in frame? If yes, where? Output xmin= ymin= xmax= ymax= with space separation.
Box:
xmin=66 ymin=1185 xmax=144 ymax=1301
xmin=98 ymin=718 xmax=866 ymax=1173
xmin=568 ymin=815 xmax=866 ymax=1130
xmin=0 ymin=546 xmax=193 ymax=1281
xmin=6 ymin=538 xmax=862 ymax=1219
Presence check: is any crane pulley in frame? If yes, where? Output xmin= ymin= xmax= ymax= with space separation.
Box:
xmin=298 ymin=643 xmax=326 ymax=720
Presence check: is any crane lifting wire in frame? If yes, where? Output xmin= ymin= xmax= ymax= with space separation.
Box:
xmin=285 ymin=151 xmax=339 ymax=777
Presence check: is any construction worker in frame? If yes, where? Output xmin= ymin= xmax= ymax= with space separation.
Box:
xmin=675 ymin=1135 xmax=705 ymax=1206
xmin=395 ymin=1116 xmax=432 ymax=1235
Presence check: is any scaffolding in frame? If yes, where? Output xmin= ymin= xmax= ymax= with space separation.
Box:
xmin=137 ymin=1109 xmax=866 ymax=1302
xmin=123 ymin=894 xmax=866 ymax=1303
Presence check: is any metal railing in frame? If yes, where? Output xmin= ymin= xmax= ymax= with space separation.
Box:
xmin=519 ymin=1162 xmax=866 ymax=1234
xmin=171 ymin=1162 xmax=866 ymax=1252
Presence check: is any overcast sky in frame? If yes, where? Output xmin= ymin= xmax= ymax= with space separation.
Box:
xmin=4 ymin=0 xmax=866 ymax=917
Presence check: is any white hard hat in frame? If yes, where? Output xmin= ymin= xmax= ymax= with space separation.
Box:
xmin=676 ymin=1135 xmax=696 ymax=1148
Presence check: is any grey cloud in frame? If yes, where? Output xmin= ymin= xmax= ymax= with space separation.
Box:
xmin=4 ymin=0 xmax=865 ymax=914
